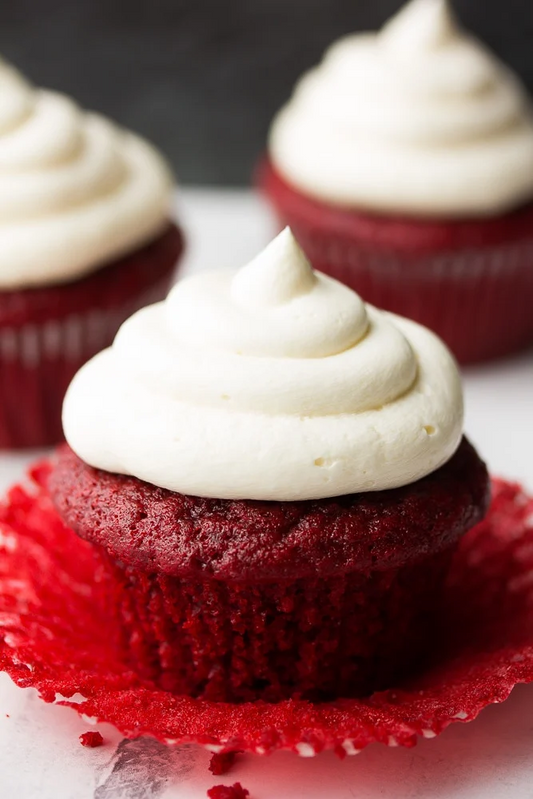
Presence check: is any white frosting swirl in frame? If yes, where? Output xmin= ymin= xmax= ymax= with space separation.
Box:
xmin=0 ymin=59 xmax=173 ymax=289
xmin=269 ymin=0 xmax=533 ymax=217
xmin=63 ymin=229 xmax=463 ymax=501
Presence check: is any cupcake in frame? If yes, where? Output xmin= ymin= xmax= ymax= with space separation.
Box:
xmin=0 ymin=58 xmax=183 ymax=448
xmin=46 ymin=228 xmax=489 ymax=703
xmin=259 ymin=0 xmax=533 ymax=364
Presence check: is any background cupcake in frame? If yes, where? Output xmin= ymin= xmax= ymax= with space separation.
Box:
xmin=49 ymin=229 xmax=489 ymax=703
xmin=259 ymin=0 xmax=533 ymax=364
xmin=0 ymin=57 xmax=183 ymax=449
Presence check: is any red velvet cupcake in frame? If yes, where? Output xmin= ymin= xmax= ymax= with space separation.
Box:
xmin=259 ymin=0 xmax=533 ymax=364
xmin=46 ymin=229 xmax=488 ymax=703
xmin=0 ymin=58 xmax=183 ymax=448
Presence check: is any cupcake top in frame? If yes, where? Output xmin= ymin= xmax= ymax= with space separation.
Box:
xmin=0 ymin=58 xmax=173 ymax=289
xmin=269 ymin=0 xmax=533 ymax=218
xmin=63 ymin=228 xmax=463 ymax=501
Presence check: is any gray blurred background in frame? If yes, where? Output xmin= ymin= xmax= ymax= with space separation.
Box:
xmin=1 ymin=0 xmax=532 ymax=185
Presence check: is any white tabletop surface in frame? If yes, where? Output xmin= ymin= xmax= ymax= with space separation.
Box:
xmin=0 ymin=188 xmax=532 ymax=799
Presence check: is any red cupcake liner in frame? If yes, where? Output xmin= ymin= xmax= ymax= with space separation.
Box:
xmin=0 ymin=224 xmax=183 ymax=448
xmin=101 ymin=546 xmax=454 ymax=702
xmin=258 ymin=160 xmax=533 ymax=365
xmin=1 ymin=465 xmax=533 ymax=756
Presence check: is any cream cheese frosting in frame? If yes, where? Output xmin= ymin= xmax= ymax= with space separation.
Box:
xmin=0 ymin=58 xmax=173 ymax=289
xmin=269 ymin=0 xmax=533 ymax=217
xmin=63 ymin=228 xmax=464 ymax=501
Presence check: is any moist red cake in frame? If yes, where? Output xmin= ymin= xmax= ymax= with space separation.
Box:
xmin=79 ymin=731 xmax=104 ymax=748
xmin=48 ymin=437 xmax=489 ymax=703
xmin=258 ymin=160 xmax=533 ymax=365
xmin=0 ymin=223 xmax=183 ymax=449
xmin=209 ymin=752 xmax=240 ymax=776
xmin=207 ymin=784 xmax=249 ymax=799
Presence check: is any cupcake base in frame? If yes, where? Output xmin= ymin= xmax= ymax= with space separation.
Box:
xmin=258 ymin=160 xmax=533 ymax=364
xmin=48 ymin=438 xmax=489 ymax=703
xmin=0 ymin=223 xmax=183 ymax=448
xmin=0 ymin=468 xmax=531 ymax=755
xmin=103 ymin=547 xmax=452 ymax=702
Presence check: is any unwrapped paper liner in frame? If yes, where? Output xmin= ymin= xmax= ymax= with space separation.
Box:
xmin=0 ymin=466 xmax=532 ymax=756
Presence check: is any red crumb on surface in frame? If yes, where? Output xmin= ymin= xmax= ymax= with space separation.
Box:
xmin=79 ymin=731 xmax=104 ymax=748
xmin=209 ymin=751 xmax=241 ymax=775
xmin=207 ymin=783 xmax=249 ymax=799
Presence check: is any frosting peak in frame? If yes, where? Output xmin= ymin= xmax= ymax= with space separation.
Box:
xmin=231 ymin=227 xmax=317 ymax=309
xmin=381 ymin=0 xmax=455 ymax=52
xmin=269 ymin=0 xmax=533 ymax=217
xmin=163 ymin=230 xmax=367 ymax=359
xmin=0 ymin=58 xmax=173 ymax=289
xmin=63 ymin=230 xmax=463 ymax=501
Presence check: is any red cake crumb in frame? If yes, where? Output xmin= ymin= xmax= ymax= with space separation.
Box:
xmin=209 ymin=752 xmax=241 ymax=775
xmin=79 ymin=731 xmax=104 ymax=748
xmin=207 ymin=783 xmax=249 ymax=799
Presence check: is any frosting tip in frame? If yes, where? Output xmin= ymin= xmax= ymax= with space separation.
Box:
xmin=231 ymin=227 xmax=316 ymax=308
xmin=382 ymin=0 xmax=456 ymax=51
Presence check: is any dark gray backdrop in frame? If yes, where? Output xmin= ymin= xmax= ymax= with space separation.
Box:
xmin=1 ymin=1 xmax=532 ymax=184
